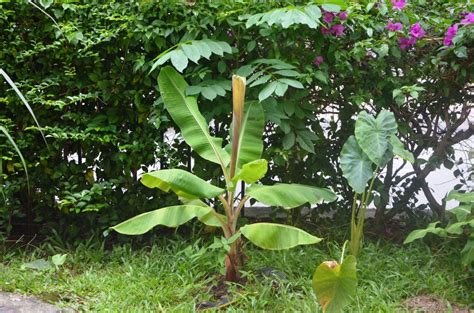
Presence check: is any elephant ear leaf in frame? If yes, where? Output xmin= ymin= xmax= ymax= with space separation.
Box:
xmin=389 ymin=135 xmax=414 ymax=163
xmin=247 ymin=183 xmax=336 ymax=209
xmin=312 ymin=255 xmax=357 ymax=313
xmin=340 ymin=136 xmax=374 ymax=194
xmin=141 ymin=169 xmax=225 ymax=199
xmin=240 ymin=223 xmax=322 ymax=250
xmin=158 ymin=66 xmax=230 ymax=167
xmin=354 ymin=110 xmax=397 ymax=166
xmin=111 ymin=205 xmax=213 ymax=235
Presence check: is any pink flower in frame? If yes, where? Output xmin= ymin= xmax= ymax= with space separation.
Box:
xmin=324 ymin=12 xmax=334 ymax=24
xmin=409 ymin=23 xmax=425 ymax=39
xmin=391 ymin=0 xmax=406 ymax=10
xmin=331 ymin=24 xmax=345 ymax=37
xmin=443 ymin=24 xmax=458 ymax=46
xmin=338 ymin=12 xmax=348 ymax=21
xmin=398 ymin=37 xmax=416 ymax=50
xmin=386 ymin=21 xmax=403 ymax=31
xmin=461 ymin=12 xmax=474 ymax=25
xmin=321 ymin=26 xmax=331 ymax=35
xmin=313 ymin=55 xmax=324 ymax=66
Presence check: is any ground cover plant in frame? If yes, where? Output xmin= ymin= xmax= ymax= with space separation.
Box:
xmin=0 ymin=237 xmax=472 ymax=311
xmin=112 ymin=66 xmax=336 ymax=281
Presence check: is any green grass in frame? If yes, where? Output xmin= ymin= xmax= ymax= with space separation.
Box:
xmin=0 ymin=236 xmax=472 ymax=312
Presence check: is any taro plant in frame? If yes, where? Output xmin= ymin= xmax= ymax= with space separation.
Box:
xmin=339 ymin=109 xmax=414 ymax=256
xmin=111 ymin=66 xmax=336 ymax=281
xmin=312 ymin=242 xmax=357 ymax=313
xmin=404 ymin=190 xmax=474 ymax=267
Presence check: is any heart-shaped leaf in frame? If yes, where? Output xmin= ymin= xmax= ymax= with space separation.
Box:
xmin=354 ymin=110 xmax=397 ymax=166
xmin=340 ymin=136 xmax=374 ymax=194
xmin=312 ymin=255 xmax=357 ymax=313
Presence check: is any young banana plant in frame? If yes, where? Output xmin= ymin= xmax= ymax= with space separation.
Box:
xmin=112 ymin=66 xmax=336 ymax=281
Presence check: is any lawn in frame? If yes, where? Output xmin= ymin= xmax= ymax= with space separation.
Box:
xmin=0 ymin=235 xmax=471 ymax=312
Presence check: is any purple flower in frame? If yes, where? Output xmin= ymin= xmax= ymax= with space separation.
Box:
xmin=443 ymin=24 xmax=458 ymax=46
xmin=391 ymin=0 xmax=406 ymax=10
xmin=398 ymin=37 xmax=416 ymax=50
xmin=321 ymin=26 xmax=331 ymax=35
xmin=461 ymin=12 xmax=474 ymax=25
xmin=409 ymin=23 xmax=425 ymax=39
xmin=313 ymin=55 xmax=324 ymax=66
xmin=331 ymin=24 xmax=345 ymax=37
xmin=338 ymin=11 xmax=348 ymax=21
xmin=386 ymin=21 xmax=403 ymax=31
xmin=226 ymin=30 xmax=233 ymax=37
xmin=324 ymin=12 xmax=334 ymax=24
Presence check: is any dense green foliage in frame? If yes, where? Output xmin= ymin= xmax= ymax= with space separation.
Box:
xmin=0 ymin=0 xmax=472 ymax=241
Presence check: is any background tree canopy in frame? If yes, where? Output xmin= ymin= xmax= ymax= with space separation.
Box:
xmin=0 ymin=0 xmax=472 ymax=240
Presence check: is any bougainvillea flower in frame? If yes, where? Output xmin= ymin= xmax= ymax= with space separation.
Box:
xmin=398 ymin=37 xmax=416 ymax=50
xmin=443 ymin=24 xmax=458 ymax=46
xmin=323 ymin=12 xmax=334 ymax=24
xmin=386 ymin=21 xmax=403 ymax=31
xmin=331 ymin=24 xmax=345 ymax=37
xmin=321 ymin=27 xmax=331 ymax=35
xmin=409 ymin=23 xmax=425 ymax=39
xmin=461 ymin=12 xmax=474 ymax=25
xmin=313 ymin=55 xmax=324 ymax=66
xmin=391 ymin=0 xmax=406 ymax=10
xmin=338 ymin=12 xmax=348 ymax=21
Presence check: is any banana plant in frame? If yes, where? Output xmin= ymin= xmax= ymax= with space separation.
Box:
xmin=112 ymin=66 xmax=336 ymax=281
xmin=339 ymin=109 xmax=414 ymax=256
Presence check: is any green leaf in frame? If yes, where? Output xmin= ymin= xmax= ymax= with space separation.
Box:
xmin=39 ymin=0 xmax=53 ymax=9
xmin=449 ymin=205 xmax=471 ymax=222
xmin=274 ymin=70 xmax=300 ymax=77
xmin=232 ymin=159 xmax=268 ymax=186
xmin=22 ymin=258 xmax=52 ymax=271
xmin=259 ymin=81 xmax=278 ymax=102
xmin=312 ymin=256 xmax=357 ymax=313
xmin=447 ymin=191 xmax=474 ymax=203
xmin=247 ymin=183 xmax=337 ymax=209
xmin=112 ymin=205 xmax=213 ymax=235
xmin=354 ymin=110 xmax=397 ymax=166
xmin=141 ymin=169 xmax=225 ymax=199
xmin=389 ymin=135 xmax=414 ymax=163
xmin=240 ymin=223 xmax=322 ymax=250
xmin=403 ymin=222 xmax=447 ymax=244
xmin=170 ymin=49 xmax=188 ymax=73
xmin=198 ymin=211 xmax=226 ymax=227
xmin=340 ymin=136 xmax=373 ymax=194
xmin=283 ymin=132 xmax=296 ymax=149
xmin=158 ymin=67 xmax=230 ymax=166
xmin=275 ymin=81 xmax=289 ymax=96
xmin=314 ymin=71 xmax=328 ymax=84
xmin=321 ymin=4 xmax=341 ymax=12
xmin=234 ymin=101 xmax=265 ymax=169
xmin=461 ymin=238 xmax=474 ymax=266
xmin=181 ymin=43 xmax=201 ymax=64
xmin=446 ymin=220 xmax=473 ymax=235
xmin=51 ymin=254 xmax=67 ymax=267
xmin=279 ymin=78 xmax=304 ymax=89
